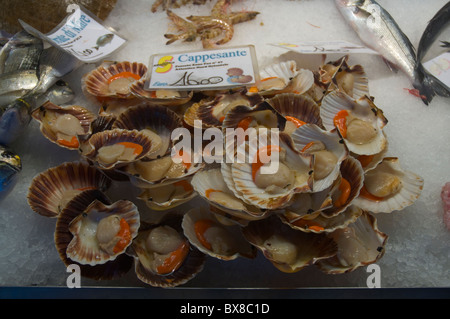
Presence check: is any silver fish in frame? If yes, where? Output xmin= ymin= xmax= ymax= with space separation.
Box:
xmin=415 ymin=1 xmax=450 ymax=98
xmin=0 ymin=30 xmax=43 ymax=74
xmin=0 ymin=69 xmax=39 ymax=106
xmin=335 ymin=0 xmax=436 ymax=104
xmin=0 ymin=144 xmax=21 ymax=201
xmin=37 ymin=79 xmax=75 ymax=106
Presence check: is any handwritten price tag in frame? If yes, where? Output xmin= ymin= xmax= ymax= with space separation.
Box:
xmin=146 ymin=45 xmax=259 ymax=91
xmin=270 ymin=41 xmax=378 ymax=54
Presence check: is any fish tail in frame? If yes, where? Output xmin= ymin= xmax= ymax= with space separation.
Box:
xmin=164 ymin=34 xmax=179 ymax=45
xmin=414 ymin=62 xmax=450 ymax=105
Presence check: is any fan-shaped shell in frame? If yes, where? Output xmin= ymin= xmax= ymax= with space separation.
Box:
xmin=128 ymin=215 xmax=206 ymax=287
xmin=80 ymin=128 xmax=157 ymax=169
xmin=352 ymin=157 xmax=424 ymax=213
xmin=66 ymin=199 xmax=140 ymax=266
xmin=242 ymin=215 xmax=338 ymax=273
xmin=31 ymin=101 xmax=96 ymax=150
xmin=291 ymin=123 xmax=348 ymax=192
xmin=55 ymin=189 xmax=134 ymax=280
xmin=316 ymin=211 xmax=388 ymax=274
xmin=27 ymin=161 xmax=111 ymax=218
xmin=320 ymin=91 xmax=388 ymax=156
xmin=112 ymin=103 xmax=183 ymax=159
xmin=182 ymin=206 xmax=257 ymax=260
xmin=84 ymin=61 xmax=147 ymax=99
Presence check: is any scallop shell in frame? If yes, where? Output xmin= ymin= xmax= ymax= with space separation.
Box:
xmin=291 ymin=123 xmax=348 ymax=192
xmin=242 ymin=215 xmax=338 ymax=273
xmin=137 ymin=178 xmax=197 ymax=211
xmin=320 ymin=91 xmax=388 ymax=156
xmin=279 ymin=204 xmax=363 ymax=234
xmin=224 ymin=132 xmax=314 ymax=210
xmin=321 ymin=156 xmax=365 ymax=218
xmin=191 ymin=167 xmax=268 ymax=219
xmin=183 ymin=89 xmax=263 ymax=129
xmin=316 ymin=211 xmax=388 ymax=274
xmin=351 ymin=137 xmax=389 ymax=172
xmin=252 ymin=60 xmax=298 ymax=95
xmin=66 ymin=199 xmax=140 ymax=266
xmin=112 ymin=103 xmax=183 ymax=159
xmin=84 ymin=61 xmax=147 ymax=99
xmin=27 ymin=161 xmax=111 ymax=218
xmin=182 ymin=206 xmax=257 ymax=260
xmin=31 ymin=101 xmax=97 ymax=150
xmin=129 ymin=215 xmax=206 ymax=288
xmin=97 ymin=97 xmax=145 ymax=118
xmin=330 ymin=59 xmax=369 ymax=99
xmin=130 ymin=78 xmax=193 ymax=106
xmin=121 ymin=150 xmax=205 ymax=189
xmin=80 ymin=128 xmax=157 ymax=170
xmin=55 ymin=189 xmax=134 ymax=280
xmin=267 ymin=93 xmax=323 ymax=132
xmin=352 ymin=157 xmax=424 ymax=213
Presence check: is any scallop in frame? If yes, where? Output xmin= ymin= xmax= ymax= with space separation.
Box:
xmin=121 ymin=149 xmax=204 ymax=189
xmin=280 ymin=204 xmax=363 ymax=234
xmin=291 ymin=123 xmax=348 ymax=192
xmin=321 ymin=156 xmax=365 ymax=218
xmin=250 ymin=60 xmax=298 ymax=96
xmin=353 ymin=157 xmax=424 ymax=213
xmin=330 ymin=58 xmax=369 ymax=99
xmin=191 ymin=167 xmax=268 ymax=219
xmin=31 ymin=101 xmax=96 ymax=150
xmin=320 ymin=90 xmax=388 ymax=156
xmin=242 ymin=215 xmax=338 ymax=273
xmin=267 ymin=93 xmax=323 ymax=135
xmin=83 ymin=61 xmax=147 ymax=99
xmin=128 ymin=215 xmax=206 ymax=287
xmin=27 ymin=161 xmax=111 ymax=218
xmin=130 ymin=78 xmax=193 ymax=106
xmin=80 ymin=128 xmax=157 ymax=170
xmin=137 ymin=178 xmax=197 ymax=211
xmin=66 ymin=199 xmax=140 ymax=266
xmin=223 ymin=131 xmax=314 ymax=210
xmin=183 ymin=89 xmax=263 ymax=129
xmin=316 ymin=211 xmax=388 ymax=274
xmin=55 ymin=189 xmax=134 ymax=280
xmin=182 ymin=206 xmax=257 ymax=260
xmin=112 ymin=103 xmax=183 ymax=159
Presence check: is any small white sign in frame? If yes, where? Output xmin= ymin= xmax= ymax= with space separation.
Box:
xmin=423 ymin=52 xmax=450 ymax=89
xmin=20 ymin=5 xmax=126 ymax=63
xmin=270 ymin=41 xmax=378 ymax=55
xmin=146 ymin=45 xmax=259 ymax=91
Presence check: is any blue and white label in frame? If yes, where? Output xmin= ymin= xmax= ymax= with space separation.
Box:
xmin=146 ymin=45 xmax=259 ymax=91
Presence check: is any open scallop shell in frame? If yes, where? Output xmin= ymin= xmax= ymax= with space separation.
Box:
xmin=66 ymin=199 xmax=140 ymax=266
xmin=329 ymin=59 xmax=369 ymax=99
xmin=251 ymin=60 xmax=298 ymax=96
xmin=191 ymin=167 xmax=268 ymax=219
xmin=84 ymin=61 xmax=147 ymax=99
xmin=352 ymin=157 xmax=424 ymax=213
xmin=183 ymin=89 xmax=264 ymax=129
xmin=97 ymin=97 xmax=145 ymax=118
xmin=279 ymin=204 xmax=363 ymax=234
xmin=316 ymin=211 xmax=388 ymax=274
xmin=130 ymin=78 xmax=193 ymax=106
xmin=351 ymin=137 xmax=389 ymax=172
xmin=121 ymin=146 xmax=205 ymax=188
xmin=128 ymin=215 xmax=206 ymax=287
xmin=137 ymin=178 xmax=197 ymax=211
xmin=31 ymin=101 xmax=97 ymax=150
xmin=267 ymin=93 xmax=323 ymax=134
xmin=321 ymin=156 xmax=365 ymax=218
xmin=242 ymin=215 xmax=338 ymax=273
xmin=112 ymin=103 xmax=183 ymax=159
xmin=291 ymin=123 xmax=348 ymax=192
xmin=182 ymin=206 xmax=257 ymax=260
xmin=27 ymin=161 xmax=111 ymax=218
xmin=80 ymin=128 xmax=157 ymax=170
xmin=320 ymin=91 xmax=388 ymax=156
xmin=55 ymin=189 xmax=134 ymax=280
xmin=224 ymin=132 xmax=314 ymax=210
